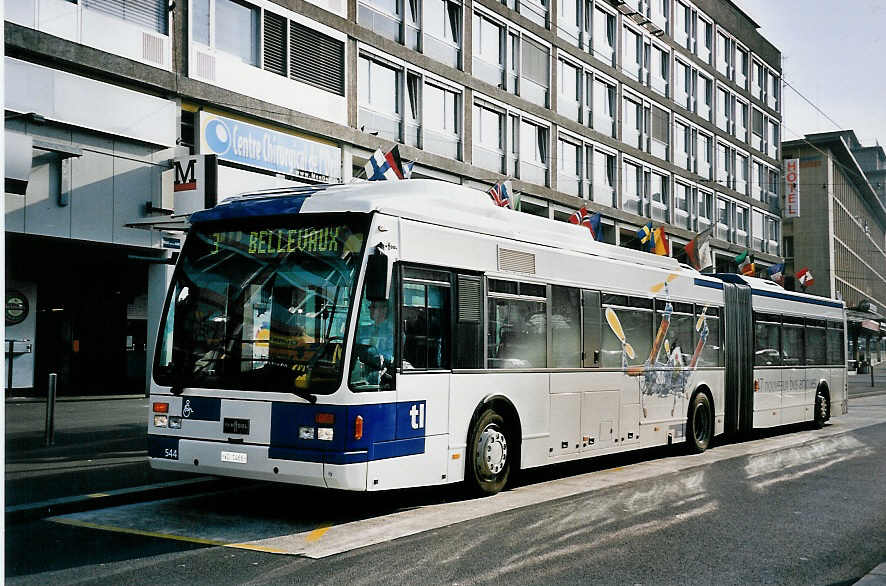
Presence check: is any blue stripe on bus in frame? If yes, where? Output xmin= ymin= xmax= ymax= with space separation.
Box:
xmin=269 ymin=400 xmax=427 ymax=463
xmin=693 ymin=277 xmax=843 ymax=309
xmin=751 ymin=288 xmax=843 ymax=308
xmin=190 ymin=194 xmax=310 ymax=223
xmin=693 ymin=278 xmax=724 ymax=289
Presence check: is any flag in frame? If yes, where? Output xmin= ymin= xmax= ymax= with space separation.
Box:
xmin=735 ymin=250 xmax=754 ymax=276
xmin=488 ymin=180 xmax=513 ymax=208
xmin=684 ymin=228 xmax=713 ymax=271
xmin=653 ymin=226 xmax=669 ymax=256
xmin=569 ymin=207 xmax=602 ymax=240
xmin=767 ymin=262 xmax=785 ymax=286
xmin=403 ymin=161 xmax=415 ymax=179
xmin=365 ymin=146 xmax=407 ymax=181
xmin=637 ymin=222 xmax=654 ymax=252
xmin=796 ymin=267 xmax=815 ymax=288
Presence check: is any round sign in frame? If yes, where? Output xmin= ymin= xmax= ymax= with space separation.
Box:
xmin=6 ymin=290 xmax=29 ymax=325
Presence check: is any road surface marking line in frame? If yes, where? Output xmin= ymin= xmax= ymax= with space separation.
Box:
xmin=306 ymin=525 xmax=332 ymax=542
xmin=50 ymin=518 xmax=288 ymax=555
xmin=87 ymin=493 xmax=110 ymax=498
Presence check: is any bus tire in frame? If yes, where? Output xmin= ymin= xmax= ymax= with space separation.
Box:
xmin=467 ymin=407 xmax=512 ymax=496
xmin=814 ymin=387 xmax=830 ymax=429
xmin=686 ymin=392 xmax=713 ymax=453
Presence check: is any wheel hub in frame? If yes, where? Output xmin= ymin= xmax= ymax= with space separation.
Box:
xmin=476 ymin=427 xmax=508 ymax=477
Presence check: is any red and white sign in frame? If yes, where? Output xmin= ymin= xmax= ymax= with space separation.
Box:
xmin=784 ymin=158 xmax=800 ymax=218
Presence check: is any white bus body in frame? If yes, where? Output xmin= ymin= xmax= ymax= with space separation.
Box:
xmin=148 ymin=180 xmax=846 ymax=494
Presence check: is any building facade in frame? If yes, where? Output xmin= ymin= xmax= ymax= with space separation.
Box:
xmin=782 ymin=131 xmax=886 ymax=370
xmin=5 ymin=0 xmax=784 ymax=395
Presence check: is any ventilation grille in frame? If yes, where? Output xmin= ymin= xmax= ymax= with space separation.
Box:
xmin=263 ymin=11 xmax=287 ymax=77
xmin=193 ymin=50 xmax=216 ymax=81
xmin=141 ymin=32 xmax=164 ymax=65
xmin=290 ymin=21 xmax=345 ymax=96
xmin=457 ymin=276 xmax=482 ymax=323
xmin=498 ymin=247 xmax=536 ymax=274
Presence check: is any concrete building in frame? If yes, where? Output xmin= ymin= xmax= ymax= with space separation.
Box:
xmin=782 ymin=131 xmax=886 ymax=370
xmin=5 ymin=0 xmax=784 ymax=395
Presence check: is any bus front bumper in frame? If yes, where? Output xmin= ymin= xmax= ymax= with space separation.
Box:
xmin=148 ymin=436 xmax=368 ymax=490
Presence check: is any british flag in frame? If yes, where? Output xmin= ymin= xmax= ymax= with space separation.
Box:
xmin=488 ymin=180 xmax=513 ymax=208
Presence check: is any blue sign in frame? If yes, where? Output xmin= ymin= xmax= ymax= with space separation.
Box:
xmin=199 ymin=112 xmax=341 ymax=182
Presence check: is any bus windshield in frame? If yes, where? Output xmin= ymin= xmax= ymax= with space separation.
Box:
xmin=154 ymin=217 xmax=366 ymax=395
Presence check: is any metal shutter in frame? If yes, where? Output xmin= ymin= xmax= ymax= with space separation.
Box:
xmin=289 ymin=22 xmax=345 ymax=96
xmin=83 ymin=0 xmax=168 ymax=35
xmin=263 ymin=11 xmax=287 ymax=77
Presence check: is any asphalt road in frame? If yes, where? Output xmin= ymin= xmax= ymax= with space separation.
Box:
xmin=6 ymin=395 xmax=886 ymax=585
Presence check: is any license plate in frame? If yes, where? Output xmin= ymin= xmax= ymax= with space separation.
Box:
xmin=223 ymin=418 xmax=250 ymax=435
xmin=220 ymin=451 xmax=247 ymax=464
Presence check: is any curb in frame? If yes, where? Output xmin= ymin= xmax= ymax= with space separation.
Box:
xmin=855 ymin=563 xmax=886 ymax=585
xmin=5 ymin=476 xmax=220 ymax=524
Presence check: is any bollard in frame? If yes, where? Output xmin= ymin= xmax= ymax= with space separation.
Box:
xmin=872 ymin=362 xmax=876 ymax=388
xmin=44 ymin=373 xmax=57 ymax=447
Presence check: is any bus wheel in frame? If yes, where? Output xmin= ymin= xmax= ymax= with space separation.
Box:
xmin=687 ymin=392 xmax=712 ymax=453
xmin=814 ymin=388 xmax=830 ymax=429
xmin=467 ymin=408 xmax=512 ymax=496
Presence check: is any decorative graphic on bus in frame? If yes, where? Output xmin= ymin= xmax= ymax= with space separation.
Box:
xmin=603 ymin=273 xmax=711 ymax=417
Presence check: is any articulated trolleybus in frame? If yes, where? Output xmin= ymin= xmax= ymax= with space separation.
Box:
xmin=149 ymin=179 xmax=847 ymax=495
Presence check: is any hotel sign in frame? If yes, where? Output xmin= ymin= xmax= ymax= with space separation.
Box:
xmin=198 ymin=112 xmax=341 ymax=183
xmin=784 ymin=158 xmax=800 ymax=218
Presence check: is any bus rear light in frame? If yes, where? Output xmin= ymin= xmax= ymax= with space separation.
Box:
xmin=317 ymin=427 xmax=334 ymax=441
xmin=315 ymin=413 xmax=335 ymax=425
xmin=754 ymin=379 xmax=759 ymax=393
xmin=354 ymin=415 xmax=363 ymax=440
xmin=153 ymin=402 xmax=169 ymax=413
xmin=299 ymin=426 xmax=315 ymax=440
xmin=168 ymin=416 xmax=182 ymax=429
xmin=153 ymin=414 xmax=168 ymax=427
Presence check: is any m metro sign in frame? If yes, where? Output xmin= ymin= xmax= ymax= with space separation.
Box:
xmin=784 ymin=158 xmax=800 ymax=218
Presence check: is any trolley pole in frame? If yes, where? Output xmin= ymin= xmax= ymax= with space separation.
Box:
xmin=44 ymin=373 xmax=57 ymax=447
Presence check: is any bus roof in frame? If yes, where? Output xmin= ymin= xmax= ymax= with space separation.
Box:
xmin=190 ymin=179 xmax=685 ymax=272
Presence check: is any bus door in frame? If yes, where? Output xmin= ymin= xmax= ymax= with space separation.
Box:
xmin=722 ymin=282 xmax=754 ymax=434
xmin=780 ymin=315 xmax=807 ymax=423
xmin=395 ymin=266 xmax=454 ymax=480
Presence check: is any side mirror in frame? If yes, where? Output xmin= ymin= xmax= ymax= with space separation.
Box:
xmin=365 ymin=250 xmax=390 ymax=302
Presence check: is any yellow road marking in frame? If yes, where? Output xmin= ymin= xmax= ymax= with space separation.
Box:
xmin=50 ymin=518 xmax=289 ymax=555
xmin=306 ymin=525 xmax=332 ymax=542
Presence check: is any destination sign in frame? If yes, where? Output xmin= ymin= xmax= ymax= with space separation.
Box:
xmin=206 ymin=225 xmax=363 ymax=257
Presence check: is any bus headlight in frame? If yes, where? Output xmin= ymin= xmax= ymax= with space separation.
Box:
xmin=153 ymin=414 xmax=168 ymax=427
xmin=168 ymin=416 xmax=182 ymax=429
xmin=299 ymin=426 xmax=315 ymax=440
xmin=317 ymin=427 xmax=334 ymax=441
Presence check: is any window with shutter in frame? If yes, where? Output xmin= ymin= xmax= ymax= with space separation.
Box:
xmin=83 ymin=0 xmax=168 ymax=34
xmin=289 ymin=21 xmax=345 ymax=96
xmin=263 ymin=12 xmax=287 ymax=77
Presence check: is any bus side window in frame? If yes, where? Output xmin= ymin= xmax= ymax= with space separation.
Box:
xmin=754 ymin=312 xmax=781 ymax=367
xmin=581 ymin=290 xmax=602 ymax=368
xmin=698 ymin=306 xmax=722 ymax=367
xmin=827 ymin=321 xmax=845 ymax=365
xmin=401 ymin=271 xmax=452 ymax=371
xmin=551 ymin=286 xmax=581 ymax=367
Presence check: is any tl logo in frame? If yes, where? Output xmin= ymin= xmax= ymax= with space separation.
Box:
xmin=409 ymin=403 xmax=425 ymax=430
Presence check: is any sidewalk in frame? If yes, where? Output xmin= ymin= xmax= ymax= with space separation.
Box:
xmin=5 ymin=397 xmax=215 ymax=521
